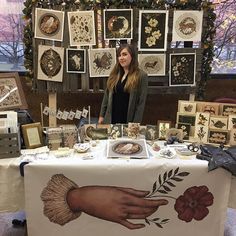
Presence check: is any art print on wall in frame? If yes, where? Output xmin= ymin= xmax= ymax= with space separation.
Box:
xmin=88 ymin=48 xmax=116 ymax=77
xmin=37 ymin=45 xmax=64 ymax=82
xmin=35 ymin=8 xmax=64 ymax=41
xmin=138 ymin=10 xmax=168 ymax=51
xmin=169 ymin=53 xmax=196 ymax=86
xmin=0 ymin=73 xmax=27 ymax=111
xmin=138 ymin=54 xmax=166 ymax=76
xmin=68 ymin=11 xmax=96 ymax=46
xmin=172 ymin=10 xmax=203 ymax=42
xmin=104 ymin=9 xmax=133 ymax=40
xmin=66 ymin=49 xmax=86 ymax=73
xmin=178 ymin=100 xmax=197 ymax=114
xmin=208 ymin=129 xmax=228 ymax=145
xmin=209 ymin=116 xmax=228 ymax=130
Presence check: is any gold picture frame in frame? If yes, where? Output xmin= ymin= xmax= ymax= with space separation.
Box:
xmin=22 ymin=122 xmax=43 ymax=149
xmin=157 ymin=120 xmax=171 ymax=140
xmin=0 ymin=72 xmax=28 ymax=111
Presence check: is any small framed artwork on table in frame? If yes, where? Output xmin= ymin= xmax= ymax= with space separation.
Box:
xmin=209 ymin=116 xmax=228 ymax=130
xmin=177 ymin=123 xmax=191 ymax=140
xmin=22 ymin=122 xmax=43 ymax=149
xmin=176 ymin=112 xmax=196 ymax=126
xmin=197 ymin=102 xmax=219 ymax=115
xmin=169 ymin=53 xmax=196 ymax=87
xmin=138 ymin=54 xmax=166 ymax=76
xmin=178 ymin=100 xmax=197 ymax=114
xmin=229 ymin=129 xmax=236 ymax=146
xmin=66 ymin=48 xmax=86 ymax=73
xmin=104 ymin=9 xmax=133 ymax=40
xmin=138 ymin=10 xmax=168 ymax=51
xmin=228 ymin=115 xmax=236 ymax=130
xmin=157 ymin=120 xmax=171 ymax=140
xmin=221 ymin=104 xmax=236 ymax=116
xmin=208 ymin=129 xmax=228 ymax=145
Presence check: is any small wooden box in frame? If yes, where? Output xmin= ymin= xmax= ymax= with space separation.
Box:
xmin=0 ymin=133 xmax=20 ymax=159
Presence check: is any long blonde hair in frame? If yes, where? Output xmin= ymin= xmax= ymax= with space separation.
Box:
xmin=107 ymin=44 xmax=141 ymax=92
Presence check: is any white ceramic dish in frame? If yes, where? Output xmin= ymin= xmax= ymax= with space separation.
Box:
xmin=74 ymin=143 xmax=90 ymax=153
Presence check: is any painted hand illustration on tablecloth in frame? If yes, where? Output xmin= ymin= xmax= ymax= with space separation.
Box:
xmin=41 ymin=167 xmax=214 ymax=229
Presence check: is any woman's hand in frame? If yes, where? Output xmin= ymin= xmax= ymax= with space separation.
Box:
xmin=98 ymin=116 xmax=104 ymax=124
xmin=67 ymin=186 xmax=168 ymax=229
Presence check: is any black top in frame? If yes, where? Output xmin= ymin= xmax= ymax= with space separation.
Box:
xmin=111 ymin=76 xmax=130 ymax=124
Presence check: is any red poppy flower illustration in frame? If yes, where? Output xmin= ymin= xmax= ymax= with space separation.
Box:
xmin=174 ymin=185 xmax=214 ymax=222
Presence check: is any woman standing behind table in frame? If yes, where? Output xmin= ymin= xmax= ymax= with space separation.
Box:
xmin=98 ymin=44 xmax=148 ymax=124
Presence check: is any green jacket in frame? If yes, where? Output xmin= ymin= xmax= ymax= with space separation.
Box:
xmin=99 ymin=70 xmax=148 ymax=124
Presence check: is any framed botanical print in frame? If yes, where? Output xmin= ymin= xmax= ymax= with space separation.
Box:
xmin=194 ymin=125 xmax=209 ymax=143
xmin=103 ymin=9 xmax=133 ymax=40
xmin=0 ymin=72 xmax=27 ymax=111
xmin=221 ymin=104 xmax=236 ymax=116
xmin=195 ymin=112 xmax=210 ymax=127
xmin=229 ymin=129 xmax=236 ymax=146
xmin=197 ymin=102 xmax=219 ymax=115
xmin=169 ymin=53 xmax=196 ymax=86
xmin=68 ymin=10 xmax=96 ymax=46
xmin=157 ymin=120 xmax=171 ymax=140
xmin=145 ymin=125 xmax=158 ymax=141
xmin=208 ymin=129 xmax=228 ymax=145
xmin=138 ymin=10 xmax=168 ymax=51
xmin=176 ymin=112 xmax=196 ymax=126
xmin=35 ymin=8 xmax=65 ymax=41
xmin=209 ymin=116 xmax=228 ymax=130
xmin=22 ymin=122 xmax=44 ymax=149
xmin=88 ymin=48 xmax=116 ymax=77
xmin=172 ymin=10 xmax=203 ymax=42
xmin=177 ymin=123 xmax=191 ymax=140
xmin=37 ymin=45 xmax=64 ymax=82
xmin=66 ymin=48 xmax=86 ymax=73
xmin=138 ymin=54 xmax=166 ymax=76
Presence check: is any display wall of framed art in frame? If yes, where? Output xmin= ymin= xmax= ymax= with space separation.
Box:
xmin=169 ymin=53 xmax=196 ymax=87
xmin=138 ymin=10 xmax=168 ymax=51
xmin=172 ymin=10 xmax=203 ymax=42
xmin=68 ymin=10 xmax=96 ymax=46
xmin=34 ymin=8 xmax=65 ymax=42
xmin=103 ymin=9 xmax=133 ymax=40
xmin=88 ymin=48 xmax=116 ymax=77
xmin=138 ymin=54 xmax=166 ymax=76
xmin=66 ymin=49 xmax=86 ymax=73
xmin=37 ymin=45 xmax=64 ymax=82
xmin=0 ymin=72 xmax=28 ymax=111
xmin=22 ymin=122 xmax=44 ymax=149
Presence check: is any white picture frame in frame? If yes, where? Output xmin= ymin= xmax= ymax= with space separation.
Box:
xmin=88 ymin=48 xmax=116 ymax=77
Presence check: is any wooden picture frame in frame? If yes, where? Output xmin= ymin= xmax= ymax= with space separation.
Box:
xmin=22 ymin=122 xmax=43 ymax=149
xmin=104 ymin=9 xmax=133 ymax=40
xmin=138 ymin=10 xmax=168 ymax=51
xmin=0 ymin=72 xmax=28 ymax=111
xmin=157 ymin=120 xmax=171 ymax=140
xmin=35 ymin=8 xmax=65 ymax=42
xmin=66 ymin=48 xmax=86 ymax=73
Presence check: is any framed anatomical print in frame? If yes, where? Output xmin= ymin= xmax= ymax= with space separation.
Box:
xmin=172 ymin=10 xmax=203 ymax=42
xmin=68 ymin=10 xmax=96 ymax=46
xmin=104 ymin=9 xmax=133 ymax=40
xmin=88 ymin=48 xmax=116 ymax=77
xmin=66 ymin=49 xmax=86 ymax=73
xmin=169 ymin=53 xmax=196 ymax=86
xmin=37 ymin=45 xmax=64 ymax=82
xmin=138 ymin=54 xmax=166 ymax=76
xmin=138 ymin=10 xmax=168 ymax=51
xmin=35 ymin=8 xmax=64 ymax=41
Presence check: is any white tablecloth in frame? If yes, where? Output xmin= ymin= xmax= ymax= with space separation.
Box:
xmin=24 ymin=141 xmax=233 ymax=236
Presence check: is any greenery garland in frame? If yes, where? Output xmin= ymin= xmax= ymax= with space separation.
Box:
xmin=22 ymin=0 xmax=216 ymax=99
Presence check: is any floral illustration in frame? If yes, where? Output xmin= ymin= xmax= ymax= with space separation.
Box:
xmin=170 ymin=53 xmax=196 ymax=86
xmin=144 ymin=167 xmax=214 ymax=227
xmin=196 ymin=126 xmax=206 ymax=141
xmin=208 ymin=131 xmax=228 ymax=144
xmin=222 ymin=105 xmax=236 ymax=116
xmin=139 ymin=10 xmax=168 ymax=51
xmin=197 ymin=113 xmax=209 ymax=126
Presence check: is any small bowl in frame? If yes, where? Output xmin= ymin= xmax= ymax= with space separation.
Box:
xmin=74 ymin=143 xmax=90 ymax=153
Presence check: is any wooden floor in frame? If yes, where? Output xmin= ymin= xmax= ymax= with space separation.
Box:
xmin=0 ymin=209 xmax=235 ymax=236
